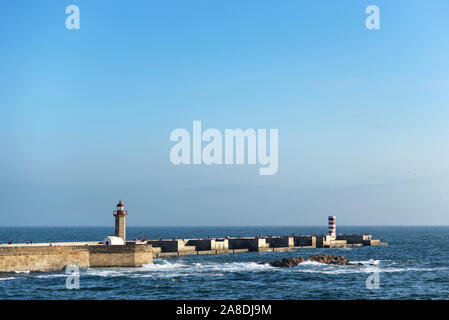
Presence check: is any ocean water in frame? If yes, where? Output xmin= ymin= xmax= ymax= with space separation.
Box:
xmin=0 ymin=226 xmax=448 ymax=300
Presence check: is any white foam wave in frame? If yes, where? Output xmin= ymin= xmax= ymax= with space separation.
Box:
xmin=298 ymin=261 xmax=328 ymax=266
xmin=382 ymin=266 xmax=449 ymax=273
xmin=81 ymin=259 xmax=273 ymax=279
xmin=140 ymin=260 xmax=189 ymax=271
xmin=14 ymin=270 xmax=30 ymax=274
xmin=143 ymin=260 xmax=271 ymax=273
xmin=0 ymin=277 xmax=16 ymax=281
xmin=292 ymin=266 xmax=381 ymax=275
xmin=35 ymin=274 xmax=67 ymax=279
xmin=289 ymin=264 xmax=449 ymax=275
xmin=71 ymin=258 xmax=449 ymax=279
xmin=208 ymin=262 xmax=272 ymax=272
xmin=84 ymin=268 xmax=131 ymax=278
xmin=83 ymin=260 xmax=190 ymax=278
xmin=350 ymin=259 xmax=381 ymax=266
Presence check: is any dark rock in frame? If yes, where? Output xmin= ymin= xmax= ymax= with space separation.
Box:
xmin=269 ymin=257 xmax=305 ymax=267
xmin=267 ymin=254 xmax=350 ymax=268
xmin=306 ymin=254 xmax=350 ymax=265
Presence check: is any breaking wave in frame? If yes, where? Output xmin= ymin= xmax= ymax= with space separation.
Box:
xmin=286 ymin=260 xmax=449 ymax=275
xmin=73 ymin=258 xmax=449 ymax=279
xmin=80 ymin=259 xmax=272 ymax=279
xmin=35 ymin=274 xmax=67 ymax=279
xmin=0 ymin=277 xmax=16 ymax=281
xmin=3 ymin=258 xmax=447 ymax=283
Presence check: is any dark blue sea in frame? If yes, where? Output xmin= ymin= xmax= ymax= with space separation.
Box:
xmin=1 ymin=226 xmax=448 ymax=300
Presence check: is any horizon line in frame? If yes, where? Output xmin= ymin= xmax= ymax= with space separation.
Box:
xmin=1 ymin=225 xmax=448 ymax=228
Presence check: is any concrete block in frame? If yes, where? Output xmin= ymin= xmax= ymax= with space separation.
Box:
xmin=229 ymin=238 xmax=269 ymax=251
xmin=265 ymin=237 xmax=294 ymax=248
xmin=294 ymin=236 xmax=316 ymax=247
xmin=337 ymin=234 xmax=372 ymax=244
xmin=147 ymin=240 xmax=194 ymax=252
xmin=186 ymin=239 xmax=229 ymax=251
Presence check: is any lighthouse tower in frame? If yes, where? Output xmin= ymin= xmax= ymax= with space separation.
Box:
xmin=113 ymin=201 xmax=128 ymax=241
xmin=328 ymin=216 xmax=336 ymax=236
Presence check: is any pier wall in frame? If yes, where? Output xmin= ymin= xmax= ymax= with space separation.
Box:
xmin=294 ymin=236 xmax=316 ymax=247
xmin=228 ymin=238 xmax=269 ymax=251
xmin=88 ymin=244 xmax=153 ymax=268
xmin=363 ymin=239 xmax=385 ymax=246
xmin=265 ymin=237 xmax=294 ymax=248
xmin=0 ymin=246 xmax=90 ymax=272
xmin=186 ymin=239 xmax=229 ymax=251
xmin=147 ymin=240 xmax=196 ymax=252
xmin=147 ymin=234 xmax=385 ymax=255
xmin=337 ymin=235 xmax=372 ymax=244
xmin=315 ymin=235 xmax=349 ymax=248
xmin=0 ymin=244 xmax=153 ymax=272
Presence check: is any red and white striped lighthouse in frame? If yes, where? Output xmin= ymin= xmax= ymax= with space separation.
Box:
xmin=328 ymin=216 xmax=336 ymax=236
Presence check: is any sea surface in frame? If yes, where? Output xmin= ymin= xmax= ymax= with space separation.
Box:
xmin=0 ymin=226 xmax=448 ymax=300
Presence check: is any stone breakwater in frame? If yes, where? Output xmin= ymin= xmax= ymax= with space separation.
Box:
xmin=149 ymin=234 xmax=387 ymax=258
xmin=0 ymin=233 xmax=387 ymax=272
xmin=0 ymin=243 xmax=153 ymax=272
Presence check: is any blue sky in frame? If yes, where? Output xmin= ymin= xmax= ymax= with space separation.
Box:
xmin=1 ymin=0 xmax=448 ymax=226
